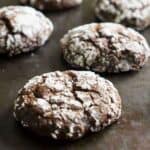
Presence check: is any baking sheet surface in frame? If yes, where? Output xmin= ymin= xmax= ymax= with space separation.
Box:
xmin=0 ymin=0 xmax=150 ymax=150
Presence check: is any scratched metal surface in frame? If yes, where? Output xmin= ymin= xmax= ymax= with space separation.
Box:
xmin=0 ymin=0 xmax=150 ymax=150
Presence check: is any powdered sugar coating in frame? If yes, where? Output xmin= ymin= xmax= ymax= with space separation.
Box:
xmin=20 ymin=0 xmax=83 ymax=11
xmin=61 ymin=23 xmax=150 ymax=73
xmin=95 ymin=0 xmax=150 ymax=30
xmin=14 ymin=70 xmax=122 ymax=140
xmin=0 ymin=6 xmax=53 ymax=56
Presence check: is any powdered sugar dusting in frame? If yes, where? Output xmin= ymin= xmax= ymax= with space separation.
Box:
xmin=14 ymin=70 xmax=122 ymax=140
xmin=61 ymin=23 xmax=150 ymax=73
xmin=0 ymin=6 xmax=53 ymax=56
xmin=20 ymin=0 xmax=83 ymax=10
xmin=95 ymin=0 xmax=150 ymax=30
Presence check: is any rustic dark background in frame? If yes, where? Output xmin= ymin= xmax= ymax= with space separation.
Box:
xmin=0 ymin=0 xmax=150 ymax=150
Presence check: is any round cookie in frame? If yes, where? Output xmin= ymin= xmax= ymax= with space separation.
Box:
xmin=61 ymin=23 xmax=150 ymax=73
xmin=95 ymin=0 xmax=150 ymax=30
xmin=0 ymin=6 xmax=53 ymax=56
xmin=14 ymin=70 xmax=122 ymax=140
xmin=20 ymin=0 xmax=83 ymax=11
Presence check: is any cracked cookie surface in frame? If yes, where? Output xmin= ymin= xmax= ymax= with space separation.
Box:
xmin=0 ymin=6 xmax=53 ymax=56
xmin=14 ymin=70 xmax=122 ymax=140
xmin=61 ymin=23 xmax=150 ymax=73
xmin=20 ymin=0 xmax=83 ymax=11
xmin=95 ymin=0 xmax=150 ymax=30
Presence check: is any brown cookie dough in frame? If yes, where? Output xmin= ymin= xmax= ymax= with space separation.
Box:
xmin=0 ymin=6 xmax=53 ymax=56
xmin=20 ymin=0 xmax=83 ymax=11
xmin=95 ymin=0 xmax=150 ymax=30
xmin=14 ymin=70 xmax=122 ymax=140
xmin=61 ymin=23 xmax=150 ymax=73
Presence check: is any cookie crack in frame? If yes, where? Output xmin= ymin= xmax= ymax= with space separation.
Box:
xmin=0 ymin=17 xmax=13 ymax=33
xmin=0 ymin=16 xmax=38 ymax=55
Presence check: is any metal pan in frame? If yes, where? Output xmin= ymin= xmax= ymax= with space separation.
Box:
xmin=0 ymin=0 xmax=149 ymax=149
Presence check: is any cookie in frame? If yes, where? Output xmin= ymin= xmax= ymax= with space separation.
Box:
xmin=61 ymin=23 xmax=150 ymax=73
xmin=0 ymin=6 xmax=53 ymax=56
xmin=95 ymin=0 xmax=150 ymax=30
xmin=20 ymin=0 xmax=83 ymax=11
xmin=14 ymin=70 xmax=122 ymax=140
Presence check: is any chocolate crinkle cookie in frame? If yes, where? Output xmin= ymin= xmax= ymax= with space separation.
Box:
xmin=95 ymin=0 xmax=150 ymax=30
xmin=20 ymin=0 xmax=83 ymax=11
xmin=14 ymin=70 xmax=122 ymax=140
xmin=0 ymin=6 xmax=53 ymax=56
xmin=61 ymin=23 xmax=150 ymax=73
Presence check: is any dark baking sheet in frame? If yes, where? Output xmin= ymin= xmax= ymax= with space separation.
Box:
xmin=0 ymin=0 xmax=150 ymax=150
